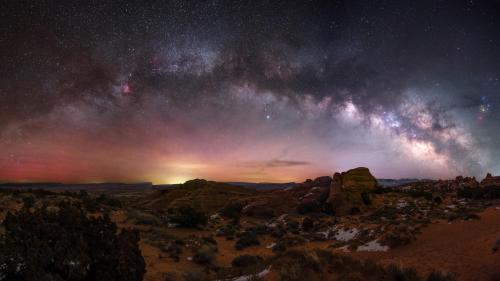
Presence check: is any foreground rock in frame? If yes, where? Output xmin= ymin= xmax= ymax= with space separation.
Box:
xmin=328 ymin=167 xmax=377 ymax=215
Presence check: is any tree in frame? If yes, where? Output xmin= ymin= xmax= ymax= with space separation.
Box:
xmin=0 ymin=202 xmax=145 ymax=281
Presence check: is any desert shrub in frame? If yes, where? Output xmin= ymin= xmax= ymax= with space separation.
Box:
xmin=272 ymin=249 xmax=337 ymax=281
xmin=169 ymin=206 xmax=208 ymax=228
xmin=0 ymin=202 xmax=145 ymax=281
xmin=373 ymin=186 xmax=391 ymax=194
xmin=361 ymin=192 xmax=372 ymax=205
xmin=163 ymin=241 xmax=183 ymax=262
xmin=483 ymin=186 xmax=500 ymax=199
xmin=350 ymin=206 xmax=361 ymax=214
xmin=385 ymin=264 xmax=420 ymax=281
xmin=463 ymin=213 xmax=480 ymax=220
xmin=297 ymin=201 xmax=319 ymax=214
xmin=301 ymin=217 xmax=314 ymax=231
xmin=270 ymin=225 xmax=286 ymax=238
xmin=201 ymin=236 xmax=217 ymax=245
xmin=426 ymin=270 xmax=456 ymax=281
xmin=369 ymin=206 xmax=399 ymax=220
xmin=235 ymin=231 xmax=260 ymax=250
xmin=96 ymin=194 xmax=122 ymax=208
xmin=245 ymin=205 xmax=275 ymax=219
xmin=380 ymin=225 xmax=416 ymax=248
xmin=457 ymin=186 xmax=500 ymax=200
xmin=220 ymin=202 xmax=244 ymax=220
xmin=22 ymin=196 xmax=35 ymax=209
xmin=184 ymin=270 xmax=208 ymax=281
xmin=132 ymin=211 xmax=159 ymax=225
xmin=286 ymin=220 xmax=300 ymax=231
xmin=457 ymin=187 xmax=484 ymax=199
xmin=272 ymin=242 xmax=287 ymax=253
xmin=78 ymin=189 xmax=89 ymax=197
xmin=271 ymin=249 xmax=423 ymax=281
xmin=215 ymin=223 xmax=238 ymax=239
xmin=231 ymin=255 xmax=263 ymax=267
xmin=164 ymin=272 xmax=178 ymax=281
xmin=433 ymin=196 xmax=443 ymax=204
xmin=82 ymin=196 xmax=99 ymax=212
xmin=493 ymin=238 xmax=500 ymax=253
xmin=407 ymin=190 xmax=433 ymax=201
xmin=245 ymin=225 xmax=269 ymax=235
xmin=193 ymin=245 xmax=216 ymax=265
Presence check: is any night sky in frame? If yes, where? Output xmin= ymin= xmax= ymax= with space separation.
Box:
xmin=1 ymin=0 xmax=499 ymax=184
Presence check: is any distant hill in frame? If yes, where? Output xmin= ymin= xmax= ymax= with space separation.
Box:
xmin=137 ymin=179 xmax=257 ymax=212
xmin=0 ymin=182 xmax=153 ymax=190
xmin=226 ymin=181 xmax=298 ymax=190
xmin=377 ymin=178 xmax=423 ymax=187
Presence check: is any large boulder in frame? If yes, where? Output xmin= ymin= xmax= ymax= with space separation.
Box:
xmin=327 ymin=167 xmax=377 ymax=216
xmin=340 ymin=167 xmax=377 ymax=190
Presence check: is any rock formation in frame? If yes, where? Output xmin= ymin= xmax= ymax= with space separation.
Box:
xmin=481 ymin=173 xmax=500 ymax=187
xmin=453 ymin=176 xmax=479 ymax=189
xmin=327 ymin=167 xmax=377 ymax=215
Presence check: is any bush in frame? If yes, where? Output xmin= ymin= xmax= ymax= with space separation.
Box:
xmin=184 ymin=270 xmax=208 ymax=281
xmin=244 ymin=205 xmax=275 ymax=219
xmin=301 ymin=217 xmax=314 ymax=231
xmin=297 ymin=202 xmax=319 ymax=214
xmin=96 ymin=194 xmax=122 ymax=208
xmin=407 ymin=190 xmax=433 ymax=201
xmin=231 ymin=255 xmax=263 ymax=267
xmin=271 ymin=249 xmax=425 ymax=281
xmin=235 ymin=231 xmax=260 ymax=250
xmin=220 ymin=202 xmax=244 ymax=220
xmin=0 ymin=202 xmax=145 ymax=281
xmin=380 ymin=225 xmax=416 ymax=248
xmin=193 ymin=245 xmax=216 ymax=265
xmin=361 ymin=192 xmax=372 ymax=205
xmin=427 ymin=270 xmax=456 ymax=281
xmin=79 ymin=190 xmax=89 ymax=197
xmin=385 ymin=264 xmax=420 ymax=281
xmin=273 ymin=235 xmax=306 ymax=253
xmin=273 ymin=250 xmax=331 ymax=281
xmin=350 ymin=207 xmax=361 ymax=215
xmin=169 ymin=206 xmax=208 ymax=228
xmin=493 ymin=238 xmax=500 ymax=253
xmin=22 ymin=196 xmax=35 ymax=209
xmin=164 ymin=241 xmax=183 ymax=262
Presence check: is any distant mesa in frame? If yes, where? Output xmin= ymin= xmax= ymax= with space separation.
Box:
xmin=138 ymin=179 xmax=256 ymax=213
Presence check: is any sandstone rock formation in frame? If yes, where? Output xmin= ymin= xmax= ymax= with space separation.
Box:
xmin=453 ymin=176 xmax=479 ymax=189
xmin=327 ymin=167 xmax=377 ymax=215
xmin=481 ymin=173 xmax=500 ymax=187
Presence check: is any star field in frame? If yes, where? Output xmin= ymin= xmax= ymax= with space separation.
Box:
xmin=1 ymin=0 xmax=500 ymax=183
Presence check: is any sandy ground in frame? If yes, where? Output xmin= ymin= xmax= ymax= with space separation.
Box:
xmin=351 ymin=205 xmax=500 ymax=281
xmin=137 ymin=205 xmax=500 ymax=281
